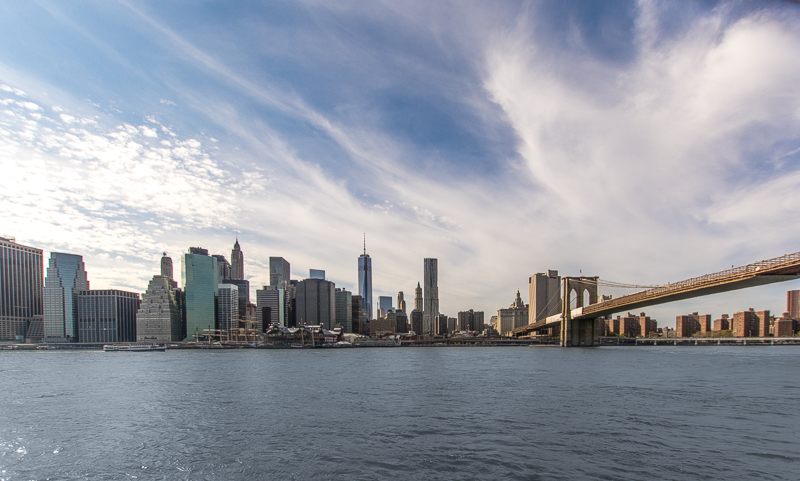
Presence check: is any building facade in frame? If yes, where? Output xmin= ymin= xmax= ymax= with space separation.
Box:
xmin=497 ymin=290 xmax=528 ymax=336
xmin=256 ymin=285 xmax=287 ymax=329
xmin=358 ymin=247 xmax=373 ymax=322
xmin=351 ymin=295 xmax=363 ymax=335
xmin=397 ymin=291 xmax=406 ymax=313
xmin=410 ymin=309 xmax=422 ymax=335
xmin=0 ymin=236 xmax=43 ymax=341
xmin=529 ymin=270 xmax=561 ymax=324
xmin=230 ymin=239 xmax=244 ymax=281
xmin=77 ymin=289 xmax=140 ymax=343
xmin=43 ymin=252 xmax=89 ymax=341
xmin=423 ymin=258 xmax=439 ymax=336
xmin=269 ymin=257 xmax=291 ymax=287
xmin=335 ymin=288 xmax=353 ymax=332
xmin=136 ymin=274 xmax=183 ymax=343
xmin=295 ymin=278 xmax=336 ymax=329
xmin=183 ymin=249 xmax=216 ymax=341
xmin=414 ymin=282 xmax=422 ymax=311
xmin=217 ymin=284 xmax=240 ymax=336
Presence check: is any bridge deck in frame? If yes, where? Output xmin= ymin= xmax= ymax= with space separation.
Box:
xmin=513 ymin=250 xmax=800 ymax=337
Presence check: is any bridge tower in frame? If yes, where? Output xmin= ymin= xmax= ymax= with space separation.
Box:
xmin=560 ymin=277 xmax=603 ymax=347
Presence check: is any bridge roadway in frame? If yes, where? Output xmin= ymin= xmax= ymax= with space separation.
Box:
xmin=513 ymin=250 xmax=800 ymax=338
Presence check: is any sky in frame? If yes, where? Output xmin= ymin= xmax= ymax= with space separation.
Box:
xmin=2 ymin=0 xmax=800 ymax=327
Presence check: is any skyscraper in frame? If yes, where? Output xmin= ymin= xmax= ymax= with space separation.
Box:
xmin=529 ymin=270 xmax=561 ymax=324
xmin=212 ymin=255 xmax=231 ymax=286
xmin=231 ymin=238 xmax=244 ymax=281
xmin=295 ymin=278 xmax=336 ymax=329
xmin=256 ymin=284 xmax=287 ymax=329
xmin=397 ymin=291 xmax=406 ymax=313
xmin=309 ymin=269 xmax=326 ymax=280
xmin=137 ymin=275 xmax=183 ymax=343
xmin=414 ymin=282 xmax=422 ymax=311
xmin=43 ymin=252 xmax=89 ymax=341
xmin=0 ymin=236 xmax=43 ymax=341
xmin=423 ymin=258 xmax=439 ymax=336
xmin=269 ymin=257 xmax=290 ymax=286
xmin=160 ymin=253 xmax=173 ymax=280
xmin=358 ymin=238 xmax=372 ymax=322
xmin=183 ymin=248 xmax=216 ymax=341
xmin=77 ymin=289 xmax=139 ymax=343
xmin=217 ymin=283 xmax=240 ymax=337
xmin=378 ymin=296 xmax=393 ymax=318
xmin=335 ymin=288 xmax=353 ymax=332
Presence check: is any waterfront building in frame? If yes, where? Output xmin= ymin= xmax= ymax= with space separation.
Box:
xmin=457 ymin=309 xmax=484 ymax=331
xmin=529 ymin=270 xmax=561 ymax=324
xmin=182 ymin=248 xmax=216 ymax=341
xmin=396 ymin=311 xmax=409 ymax=333
xmin=447 ymin=316 xmax=456 ymax=334
xmin=43 ymin=252 xmax=89 ymax=342
xmin=423 ymin=258 xmax=439 ymax=336
xmin=269 ymin=257 xmax=291 ymax=286
xmin=351 ymin=295 xmax=363 ymax=334
xmin=638 ymin=313 xmax=657 ymax=337
xmin=358 ymin=242 xmax=373 ymax=322
xmin=713 ymin=314 xmax=730 ymax=331
xmin=620 ymin=312 xmax=639 ymax=336
xmin=397 ymin=291 xmax=406 ymax=313
xmin=295 ymin=278 xmax=336 ymax=329
xmin=0 ymin=236 xmax=43 ymax=341
xmin=755 ymin=310 xmax=770 ymax=337
xmin=309 ymin=269 xmax=326 ymax=280
xmin=731 ymin=309 xmax=769 ymax=337
xmin=497 ymin=289 xmax=528 ymax=336
xmin=371 ymin=315 xmax=395 ymax=336
xmin=256 ymin=285 xmax=287 ymax=329
xmin=774 ymin=313 xmax=796 ymax=337
xmin=675 ymin=314 xmax=700 ymax=337
xmin=335 ymin=288 xmax=353 ymax=332
xmin=435 ymin=313 xmax=448 ymax=336
xmin=136 ymin=275 xmax=183 ymax=343
xmin=77 ymin=289 xmax=140 ymax=343
xmin=414 ymin=282 xmax=422 ymax=311
xmin=788 ymin=290 xmax=800 ymax=318
xmin=231 ymin=239 xmax=244 ymax=281
xmin=224 ymin=279 xmax=250 ymax=321
xmin=217 ymin=283 xmax=240 ymax=336
xmin=410 ymin=309 xmax=422 ymax=335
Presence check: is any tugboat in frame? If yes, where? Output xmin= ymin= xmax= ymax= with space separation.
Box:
xmin=102 ymin=344 xmax=167 ymax=352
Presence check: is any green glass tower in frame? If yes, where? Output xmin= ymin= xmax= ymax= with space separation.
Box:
xmin=182 ymin=248 xmax=216 ymax=341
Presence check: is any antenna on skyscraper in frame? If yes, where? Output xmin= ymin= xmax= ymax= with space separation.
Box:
xmin=363 ymin=233 xmax=366 ymax=255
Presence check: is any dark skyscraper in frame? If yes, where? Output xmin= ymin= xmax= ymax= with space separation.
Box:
xmin=295 ymin=278 xmax=336 ymax=329
xmin=231 ymin=238 xmax=244 ymax=281
xmin=269 ymin=257 xmax=290 ymax=286
xmin=0 ymin=236 xmax=43 ymax=341
xmin=423 ymin=258 xmax=439 ymax=336
xmin=358 ymin=236 xmax=372 ymax=322
xmin=77 ymin=289 xmax=139 ymax=343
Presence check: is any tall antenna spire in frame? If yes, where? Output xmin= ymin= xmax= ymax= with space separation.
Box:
xmin=363 ymin=233 xmax=366 ymax=255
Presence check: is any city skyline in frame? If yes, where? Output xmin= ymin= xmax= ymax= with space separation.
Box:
xmin=2 ymin=2 xmax=800 ymax=321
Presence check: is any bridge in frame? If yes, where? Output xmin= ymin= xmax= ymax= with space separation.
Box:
xmin=512 ymin=250 xmax=800 ymax=346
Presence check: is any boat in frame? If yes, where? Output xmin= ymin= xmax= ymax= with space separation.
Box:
xmin=103 ymin=344 xmax=167 ymax=352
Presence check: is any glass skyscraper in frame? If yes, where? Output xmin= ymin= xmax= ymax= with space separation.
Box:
xmin=77 ymin=289 xmax=139 ymax=343
xmin=0 ymin=236 xmax=43 ymax=341
xmin=423 ymin=258 xmax=439 ymax=337
xmin=182 ymin=249 xmax=216 ymax=341
xmin=43 ymin=252 xmax=89 ymax=341
xmin=358 ymin=243 xmax=372 ymax=322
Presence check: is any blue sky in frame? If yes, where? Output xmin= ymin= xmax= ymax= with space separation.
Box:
xmin=2 ymin=0 xmax=800 ymax=326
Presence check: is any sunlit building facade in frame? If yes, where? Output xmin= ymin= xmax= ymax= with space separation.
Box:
xmin=0 ymin=236 xmax=43 ymax=341
xmin=43 ymin=252 xmax=89 ymax=342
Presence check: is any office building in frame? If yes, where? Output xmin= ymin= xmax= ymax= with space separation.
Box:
xmin=788 ymin=290 xmax=800 ymax=318
xmin=137 ymin=274 xmax=183 ymax=343
xmin=335 ymin=288 xmax=353 ymax=332
xmin=309 ymin=269 xmax=326 ymax=280
xmin=529 ymin=270 xmax=561 ymax=324
xmin=436 ymin=313 xmax=448 ymax=336
xmin=497 ymin=289 xmax=528 ymax=336
xmin=414 ymin=282 xmax=422 ymax=311
xmin=257 ymin=284 xmax=287 ymax=329
xmin=269 ymin=257 xmax=291 ymax=287
xmin=351 ymin=295 xmax=363 ymax=334
xmin=212 ymin=255 xmax=231 ymax=286
xmin=423 ymin=258 xmax=439 ymax=336
xmin=217 ymin=283 xmax=240 ymax=335
xmin=378 ymin=296 xmax=393 ymax=318
xmin=183 ymin=248 xmax=216 ymax=341
xmin=231 ymin=239 xmax=244 ymax=281
xmin=295 ymin=278 xmax=336 ymax=329
xmin=358 ymin=242 xmax=373 ymax=322
xmin=396 ymin=311 xmax=409 ymax=333
xmin=77 ymin=289 xmax=139 ymax=343
xmin=161 ymin=253 xmax=173 ymax=279
xmin=457 ymin=309 xmax=485 ymax=331
xmin=397 ymin=291 xmax=406 ymax=313
xmin=43 ymin=252 xmax=89 ymax=342
xmin=0 ymin=236 xmax=43 ymax=341
xmin=410 ymin=309 xmax=422 ymax=335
